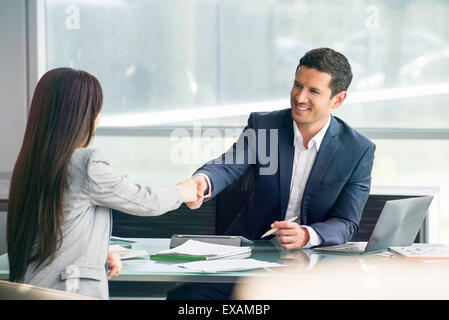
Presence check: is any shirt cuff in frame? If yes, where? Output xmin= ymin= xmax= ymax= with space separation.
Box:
xmin=301 ymin=225 xmax=323 ymax=248
xmin=194 ymin=173 xmax=212 ymax=199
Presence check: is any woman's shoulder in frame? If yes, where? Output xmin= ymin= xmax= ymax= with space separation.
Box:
xmin=71 ymin=148 xmax=110 ymax=166
xmin=69 ymin=148 xmax=112 ymax=179
xmin=68 ymin=148 xmax=116 ymax=192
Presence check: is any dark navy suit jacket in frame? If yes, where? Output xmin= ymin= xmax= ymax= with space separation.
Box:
xmin=196 ymin=108 xmax=376 ymax=246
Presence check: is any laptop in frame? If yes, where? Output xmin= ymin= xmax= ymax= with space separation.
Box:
xmin=314 ymin=196 xmax=433 ymax=254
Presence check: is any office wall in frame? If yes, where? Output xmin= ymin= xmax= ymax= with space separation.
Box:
xmin=0 ymin=0 xmax=28 ymax=255
xmin=0 ymin=212 xmax=6 ymax=255
xmin=0 ymin=0 xmax=28 ymax=173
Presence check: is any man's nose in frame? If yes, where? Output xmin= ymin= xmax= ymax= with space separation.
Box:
xmin=295 ymin=89 xmax=308 ymax=104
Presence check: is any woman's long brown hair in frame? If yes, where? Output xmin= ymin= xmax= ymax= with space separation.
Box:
xmin=7 ymin=68 xmax=103 ymax=282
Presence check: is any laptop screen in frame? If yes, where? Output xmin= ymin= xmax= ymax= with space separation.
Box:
xmin=364 ymin=196 xmax=433 ymax=252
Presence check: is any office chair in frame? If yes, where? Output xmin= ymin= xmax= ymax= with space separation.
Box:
xmin=0 ymin=280 xmax=97 ymax=300
xmin=215 ymin=166 xmax=255 ymax=235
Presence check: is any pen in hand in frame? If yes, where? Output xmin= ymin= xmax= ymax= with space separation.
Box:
xmin=261 ymin=216 xmax=299 ymax=238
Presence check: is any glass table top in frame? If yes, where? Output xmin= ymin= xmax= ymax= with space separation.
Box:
xmin=1 ymin=238 xmax=447 ymax=286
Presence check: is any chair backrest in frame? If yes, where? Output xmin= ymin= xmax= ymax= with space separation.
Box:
xmin=215 ymin=166 xmax=255 ymax=234
xmin=0 ymin=280 xmax=97 ymax=300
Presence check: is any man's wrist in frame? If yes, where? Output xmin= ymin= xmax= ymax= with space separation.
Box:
xmin=194 ymin=173 xmax=212 ymax=198
xmin=301 ymin=225 xmax=323 ymax=248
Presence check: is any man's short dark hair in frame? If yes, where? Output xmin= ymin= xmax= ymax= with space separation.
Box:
xmin=296 ymin=48 xmax=353 ymax=97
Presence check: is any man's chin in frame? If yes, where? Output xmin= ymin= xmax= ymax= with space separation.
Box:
xmin=291 ymin=110 xmax=310 ymax=125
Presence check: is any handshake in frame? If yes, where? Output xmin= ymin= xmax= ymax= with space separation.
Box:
xmin=175 ymin=175 xmax=209 ymax=209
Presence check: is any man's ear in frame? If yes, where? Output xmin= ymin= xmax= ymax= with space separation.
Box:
xmin=331 ymin=91 xmax=347 ymax=110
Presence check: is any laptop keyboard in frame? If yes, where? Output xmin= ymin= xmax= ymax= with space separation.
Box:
xmin=339 ymin=242 xmax=367 ymax=251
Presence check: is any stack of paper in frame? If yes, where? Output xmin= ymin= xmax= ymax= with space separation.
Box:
xmin=150 ymin=239 xmax=252 ymax=261
xmin=389 ymin=245 xmax=449 ymax=261
xmin=109 ymin=244 xmax=148 ymax=260
xmin=177 ymin=259 xmax=286 ymax=273
xmin=110 ymin=236 xmax=136 ymax=247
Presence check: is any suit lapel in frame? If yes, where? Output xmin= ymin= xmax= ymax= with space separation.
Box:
xmin=278 ymin=112 xmax=294 ymax=219
xmin=300 ymin=116 xmax=340 ymax=225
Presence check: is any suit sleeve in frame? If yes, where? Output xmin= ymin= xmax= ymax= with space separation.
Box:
xmin=194 ymin=113 xmax=257 ymax=197
xmin=310 ymin=142 xmax=376 ymax=246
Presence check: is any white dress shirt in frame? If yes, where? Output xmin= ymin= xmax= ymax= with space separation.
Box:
xmin=285 ymin=116 xmax=331 ymax=248
xmin=198 ymin=115 xmax=331 ymax=248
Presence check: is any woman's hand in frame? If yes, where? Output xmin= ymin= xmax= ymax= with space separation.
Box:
xmin=176 ymin=178 xmax=200 ymax=203
xmin=107 ymin=252 xmax=122 ymax=280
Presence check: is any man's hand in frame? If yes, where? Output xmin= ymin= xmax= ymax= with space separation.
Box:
xmin=185 ymin=175 xmax=209 ymax=209
xmin=107 ymin=252 xmax=122 ymax=280
xmin=271 ymin=220 xmax=310 ymax=250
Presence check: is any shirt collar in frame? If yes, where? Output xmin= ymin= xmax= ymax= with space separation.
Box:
xmin=293 ymin=115 xmax=331 ymax=151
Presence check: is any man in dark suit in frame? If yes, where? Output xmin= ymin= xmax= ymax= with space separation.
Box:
xmin=167 ymin=47 xmax=375 ymax=299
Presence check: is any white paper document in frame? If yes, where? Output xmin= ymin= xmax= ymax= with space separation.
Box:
xmin=154 ymin=239 xmax=252 ymax=259
xmin=389 ymin=245 xmax=449 ymax=260
xmin=109 ymin=244 xmax=148 ymax=260
xmin=177 ymin=258 xmax=286 ymax=273
xmin=110 ymin=236 xmax=137 ymax=244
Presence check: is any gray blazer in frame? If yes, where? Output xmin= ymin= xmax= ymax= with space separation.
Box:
xmin=23 ymin=148 xmax=183 ymax=299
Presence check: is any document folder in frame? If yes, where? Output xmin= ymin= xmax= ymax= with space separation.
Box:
xmin=151 ymin=239 xmax=252 ymax=262
xmin=169 ymin=234 xmax=253 ymax=248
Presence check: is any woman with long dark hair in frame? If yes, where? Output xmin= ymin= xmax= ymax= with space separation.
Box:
xmin=7 ymin=68 xmax=197 ymax=299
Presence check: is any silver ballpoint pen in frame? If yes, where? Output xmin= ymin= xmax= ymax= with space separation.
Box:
xmin=260 ymin=216 xmax=299 ymax=238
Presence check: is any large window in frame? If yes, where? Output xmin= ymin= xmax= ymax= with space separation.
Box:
xmin=45 ymin=0 xmax=449 ymax=128
xmin=42 ymin=0 xmax=449 ymax=184
xmin=32 ymin=0 xmax=449 ymax=241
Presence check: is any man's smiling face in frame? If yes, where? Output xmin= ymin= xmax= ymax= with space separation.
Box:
xmin=290 ymin=66 xmax=345 ymax=132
